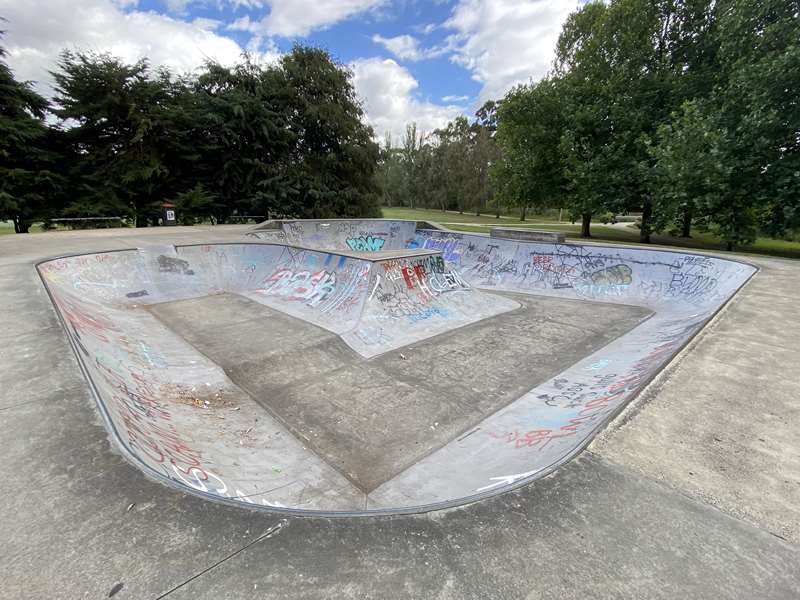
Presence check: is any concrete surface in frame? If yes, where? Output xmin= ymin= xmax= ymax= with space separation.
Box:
xmin=31 ymin=224 xmax=756 ymax=512
xmin=593 ymin=253 xmax=800 ymax=544
xmin=150 ymin=292 xmax=648 ymax=493
xmin=490 ymin=226 xmax=566 ymax=243
xmin=0 ymin=225 xmax=798 ymax=598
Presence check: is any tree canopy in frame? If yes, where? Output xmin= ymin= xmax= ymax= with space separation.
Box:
xmin=0 ymin=34 xmax=63 ymax=232
xmin=0 ymin=40 xmax=381 ymax=231
xmin=3 ymin=0 xmax=798 ymax=248
xmin=490 ymin=0 xmax=800 ymax=248
xmin=378 ymin=0 xmax=798 ymax=251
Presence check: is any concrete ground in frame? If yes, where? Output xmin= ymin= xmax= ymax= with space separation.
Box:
xmin=149 ymin=292 xmax=649 ymax=494
xmin=1 ymin=226 xmax=799 ymax=599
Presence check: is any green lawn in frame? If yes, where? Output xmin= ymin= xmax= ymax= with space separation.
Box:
xmin=381 ymin=206 xmax=561 ymax=225
xmin=0 ymin=221 xmax=46 ymax=235
xmin=383 ymin=207 xmax=800 ymax=260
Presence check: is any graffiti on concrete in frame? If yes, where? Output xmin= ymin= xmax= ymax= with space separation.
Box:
xmin=37 ymin=226 xmax=755 ymax=513
xmin=157 ymin=255 xmax=195 ymax=275
xmin=346 ymin=236 xmax=386 ymax=252
xmin=373 ymin=255 xmax=469 ymax=322
xmin=486 ymin=316 xmax=702 ymax=452
xmin=410 ymin=231 xmax=724 ymax=305
xmin=262 ymin=268 xmax=338 ymax=307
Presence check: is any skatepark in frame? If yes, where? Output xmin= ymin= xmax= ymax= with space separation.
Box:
xmin=3 ymin=220 xmax=799 ymax=598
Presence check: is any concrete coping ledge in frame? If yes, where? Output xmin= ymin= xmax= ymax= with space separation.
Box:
xmin=490 ymin=227 xmax=566 ymax=243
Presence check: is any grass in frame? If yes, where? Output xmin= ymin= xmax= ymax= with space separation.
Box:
xmin=383 ymin=207 xmax=800 ymax=260
xmin=382 ymin=206 xmax=560 ymax=225
xmin=0 ymin=221 xmax=45 ymax=235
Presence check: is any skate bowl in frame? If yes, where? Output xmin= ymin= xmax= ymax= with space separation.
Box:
xmin=37 ymin=220 xmax=757 ymax=515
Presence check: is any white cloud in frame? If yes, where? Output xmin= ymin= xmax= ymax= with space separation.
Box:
xmin=444 ymin=0 xmax=578 ymax=101
xmin=371 ymin=34 xmax=436 ymax=62
xmin=226 ymin=0 xmax=268 ymax=9
xmin=0 ymin=0 xmax=252 ymax=95
xmin=228 ymin=15 xmax=260 ymax=33
xmin=442 ymin=94 xmax=470 ymax=102
xmin=164 ymin=0 xmax=192 ymax=13
xmin=246 ymin=0 xmax=387 ymax=38
xmin=191 ymin=17 xmax=223 ymax=31
xmin=414 ymin=23 xmax=438 ymax=35
xmin=350 ymin=57 xmax=463 ymax=143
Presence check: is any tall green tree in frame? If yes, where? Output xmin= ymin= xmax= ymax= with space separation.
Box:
xmin=649 ymin=100 xmax=748 ymax=249
xmin=269 ymin=46 xmax=381 ymax=218
xmin=554 ymin=0 xmax=682 ymax=239
xmin=495 ymin=78 xmax=567 ymax=222
xmin=714 ymin=0 xmax=800 ymax=237
xmin=52 ymin=52 xmax=183 ymax=226
xmin=191 ymin=57 xmax=289 ymax=222
xmin=375 ymin=135 xmax=406 ymax=208
xmin=0 ymin=35 xmax=63 ymax=232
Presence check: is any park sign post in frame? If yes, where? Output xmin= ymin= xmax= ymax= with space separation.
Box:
xmin=161 ymin=202 xmax=177 ymax=226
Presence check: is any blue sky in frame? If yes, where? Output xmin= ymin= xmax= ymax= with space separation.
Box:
xmin=0 ymin=0 xmax=580 ymax=141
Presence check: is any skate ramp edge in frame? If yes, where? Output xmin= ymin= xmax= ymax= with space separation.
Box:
xmin=36 ymin=232 xmax=757 ymax=515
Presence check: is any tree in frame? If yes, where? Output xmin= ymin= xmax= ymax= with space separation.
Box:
xmin=52 ymin=52 xmax=182 ymax=226
xmin=552 ymin=1 xmax=618 ymax=237
xmin=269 ymin=46 xmax=382 ymax=219
xmin=375 ymin=135 xmax=406 ymax=208
xmin=645 ymin=0 xmax=799 ymax=248
xmin=173 ymin=184 xmax=218 ymax=225
xmin=191 ymin=57 xmax=290 ymax=222
xmin=48 ymin=46 xmax=382 ymax=225
xmin=495 ymin=78 xmax=567 ymax=222
xmin=554 ymin=0 xmax=687 ymax=239
xmin=400 ymin=123 xmax=422 ymax=209
xmin=713 ymin=0 xmax=800 ymax=237
xmin=649 ymin=100 xmax=752 ymax=249
xmin=0 ymin=33 xmax=63 ymax=232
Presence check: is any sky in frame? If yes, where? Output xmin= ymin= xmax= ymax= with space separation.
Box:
xmin=0 ymin=0 xmax=580 ymax=142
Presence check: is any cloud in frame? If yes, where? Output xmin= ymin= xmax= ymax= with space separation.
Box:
xmin=228 ymin=15 xmax=260 ymax=33
xmin=0 ymin=0 xmax=253 ymax=95
xmin=413 ymin=23 xmax=439 ymax=36
xmin=242 ymin=0 xmax=387 ymax=38
xmin=444 ymin=0 xmax=577 ymax=101
xmin=350 ymin=57 xmax=463 ymax=143
xmin=164 ymin=0 xmax=192 ymax=14
xmin=441 ymin=94 xmax=470 ymax=102
xmin=191 ymin=17 xmax=223 ymax=31
xmin=371 ymin=34 xmax=443 ymax=62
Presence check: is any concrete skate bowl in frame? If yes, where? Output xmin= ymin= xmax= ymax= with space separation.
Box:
xmin=37 ymin=221 xmax=757 ymax=516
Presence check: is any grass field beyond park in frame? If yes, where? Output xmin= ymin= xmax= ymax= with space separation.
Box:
xmin=383 ymin=207 xmax=800 ymax=260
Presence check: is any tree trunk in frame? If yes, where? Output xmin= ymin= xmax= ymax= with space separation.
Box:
xmin=640 ymin=202 xmax=652 ymax=244
xmin=581 ymin=213 xmax=592 ymax=238
xmin=520 ymin=205 xmax=527 ymax=222
xmin=726 ymin=241 xmax=733 ymax=251
xmin=13 ymin=216 xmax=30 ymax=233
xmin=681 ymin=207 xmax=692 ymax=238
